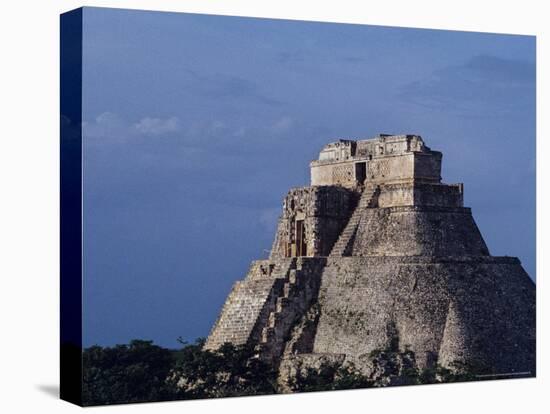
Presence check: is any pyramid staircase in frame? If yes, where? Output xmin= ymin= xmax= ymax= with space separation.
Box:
xmin=204 ymin=259 xmax=298 ymax=350
xmin=256 ymin=259 xmax=321 ymax=363
xmin=329 ymin=186 xmax=379 ymax=257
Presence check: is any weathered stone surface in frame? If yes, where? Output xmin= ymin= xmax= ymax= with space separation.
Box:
xmin=377 ymin=182 xmax=463 ymax=208
xmin=310 ymin=135 xmax=441 ymax=188
xmin=204 ymin=257 xmax=326 ymax=361
xmin=204 ymin=134 xmax=535 ymax=382
xmin=350 ymin=207 xmax=489 ymax=257
xmin=270 ymin=186 xmax=355 ymax=258
xmin=311 ymin=256 xmax=534 ymax=374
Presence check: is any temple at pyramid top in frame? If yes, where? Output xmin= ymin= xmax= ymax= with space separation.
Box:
xmin=310 ymin=134 xmax=442 ymax=188
xmin=269 ymin=134 xmax=472 ymax=259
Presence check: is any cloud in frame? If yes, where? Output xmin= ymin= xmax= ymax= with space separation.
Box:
xmin=398 ymin=54 xmax=535 ymax=116
xmin=134 ymin=117 xmax=180 ymax=136
xmin=83 ymin=112 xmax=181 ymax=139
xmin=270 ymin=116 xmax=294 ymax=134
xmin=180 ymin=115 xmax=297 ymax=153
xmin=82 ymin=112 xmax=128 ymax=139
xmin=82 ymin=110 xmax=303 ymax=186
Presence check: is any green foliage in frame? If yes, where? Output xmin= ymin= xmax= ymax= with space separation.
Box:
xmin=83 ymin=338 xmax=277 ymax=404
xmin=367 ymin=346 xmax=420 ymax=386
xmin=287 ymin=347 xmax=485 ymax=392
xmin=287 ymin=363 xmax=373 ymax=392
xmin=83 ymin=340 xmax=178 ymax=406
xmin=169 ymin=340 xmax=277 ymax=398
xmin=82 ymin=338 xmax=486 ymax=404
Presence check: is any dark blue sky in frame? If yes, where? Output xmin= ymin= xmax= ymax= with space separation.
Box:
xmin=81 ymin=7 xmax=536 ymax=348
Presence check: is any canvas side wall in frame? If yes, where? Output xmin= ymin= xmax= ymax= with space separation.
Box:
xmin=60 ymin=8 xmax=83 ymax=406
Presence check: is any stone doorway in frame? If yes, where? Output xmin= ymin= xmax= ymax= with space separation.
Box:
xmin=355 ymin=162 xmax=367 ymax=184
xmin=295 ymin=219 xmax=307 ymax=256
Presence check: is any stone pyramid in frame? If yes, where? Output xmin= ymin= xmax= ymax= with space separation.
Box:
xmin=204 ymin=134 xmax=535 ymax=379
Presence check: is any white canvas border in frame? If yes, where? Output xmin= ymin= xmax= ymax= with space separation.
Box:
xmin=0 ymin=1 xmax=547 ymax=413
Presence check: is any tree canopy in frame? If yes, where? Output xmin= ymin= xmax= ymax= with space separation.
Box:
xmin=82 ymin=339 xmax=484 ymax=405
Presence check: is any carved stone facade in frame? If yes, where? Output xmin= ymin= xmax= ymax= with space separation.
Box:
xmin=269 ymin=187 xmax=355 ymax=258
xmin=310 ymin=134 xmax=441 ymax=188
xmin=203 ymin=134 xmax=535 ymax=382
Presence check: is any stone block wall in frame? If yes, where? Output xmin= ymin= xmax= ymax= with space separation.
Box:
xmin=350 ymin=206 xmax=489 ymax=257
xmin=311 ymin=149 xmax=443 ymax=188
xmin=355 ymin=134 xmax=425 ymax=158
xmin=414 ymin=151 xmax=442 ymax=182
xmin=310 ymin=161 xmax=357 ymax=187
xmin=367 ymin=153 xmax=415 ymax=184
xmin=377 ymin=183 xmax=463 ymax=208
xmin=413 ymin=183 xmax=462 ymax=207
xmin=310 ymin=136 xmax=443 ymax=188
xmin=311 ymin=256 xmax=535 ymax=374
xmin=377 ymin=183 xmax=415 ymax=207
xmin=317 ymin=140 xmax=355 ymax=162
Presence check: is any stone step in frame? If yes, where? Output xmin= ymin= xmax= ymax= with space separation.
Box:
xmin=265 ymin=311 xmax=292 ymax=340
xmin=335 ymin=229 xmax=357 ymax=243
xmin=259 ymin=263 xmax=304 ymax=348
xmin=283 ymin=282 xmax=294 ymax=297
xmin=276 ymin=296 xmax=290 ymax=312
xmin=268 ymin=311 xmax=283 ymax=328
xmin=328 ymin=187 xmax=378 ymax=257
xmin=331 ymin=227 xmax=359 ymax=256
xmin=261 ymin=326 xmax=275 ymax=342
xmin=254 ymin=257 xmax=314 ymax=357
xmin=288 ymin=269 xmax=297 ymax=284
xmin=340 ymin=227 xmax=357 ymax=233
